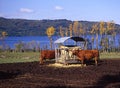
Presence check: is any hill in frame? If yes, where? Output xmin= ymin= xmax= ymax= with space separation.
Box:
xmin=0 ymin=17 xmax=120 ymax=36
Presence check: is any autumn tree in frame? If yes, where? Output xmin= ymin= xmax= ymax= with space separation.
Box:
xmin=2 ymin=31 xmax=8 ymax=37
xmin=59 ymin=26 xmax=64 ymax=37
xmin=69 ymin=24 xmax=73 ymax=37
xmin=99 ymin=21 xmax=105 ymax=38
xmin=90 ymin=25 xmax=95 ymax=49
xmin=107 ymin=21 xmax=116 ymax=52
xmin=65 ymin=28 xmax=68 ymax=37
xmin=99 ymin=21 xmax=106 ymax=52
xmin=46 ymin=26 xmax=55 ymax=49
xmin=107 ymin=21 xmax=115 ymax=34
xmin=14 ymin=41 xmax=24 ymax=52
xmin=0 ymin=31 xmax=8 ymax=50
xmin=91 ymin=37 xmax=94 ymax=49
xmin=79 ymin=23 xmax=85 ymax=37
xmin=73 ymin=21 xmax=79 ymax=36
xmin=91 ymin=23 xmax=99 ymax=49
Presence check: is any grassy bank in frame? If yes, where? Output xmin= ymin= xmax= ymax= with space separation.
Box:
xmin=100 ymin=52 xmax=120 ymax=59
xmin=0 ymin=52 xmax=40 ymax=64
xmin=0 ymin=52 xmax=120 ymax=64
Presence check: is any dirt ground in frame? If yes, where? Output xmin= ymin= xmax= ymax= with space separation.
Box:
xmin=0 ymin=59 xmax=120 ymax=88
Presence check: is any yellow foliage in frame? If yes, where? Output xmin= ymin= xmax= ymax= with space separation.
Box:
xmin=73 ymin=21 xmax=79 ymax=36
xmin=59 ymin=26 xmax=64 ymax=37
xmin=91 ymin=23 xmax=98 ymax=34
xmin=107 ymin=21 xmax=115 ymax=31
xmin=65 ymin=28 xmax=68 ymax=36
xmin=46 ymin=26 xmax=55 ymax=37
xmin=100 ymin=21 xmax=105 ymax=35
xmin=79 ymin=23 xmax=85 ymax=36
xmin=2 ymin=31 xmax=8 ymax=37
xmin=69 ymin=24 xmax=73 ymax=37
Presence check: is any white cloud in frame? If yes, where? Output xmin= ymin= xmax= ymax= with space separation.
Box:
xmin=20 ymin=8 xmax=33 ymax=13
xmin=55 ymin=6 xmax=63 ymax=10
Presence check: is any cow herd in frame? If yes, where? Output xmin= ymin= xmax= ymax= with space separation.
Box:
xmin=39 ymin=48 xmax=100 ymax=66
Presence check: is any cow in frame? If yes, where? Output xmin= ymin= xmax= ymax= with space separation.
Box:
xmin=72 ymin=49 xmax=99 ymax=66
xmin=40 ymin=50 xmax=55 ymax=64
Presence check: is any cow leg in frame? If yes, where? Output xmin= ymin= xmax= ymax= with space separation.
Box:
xmin=95 ymin=57 xmax=98 ymax=66
xmin=40 ymin=57 xmax=43 ymax=65
xmin=81 ymin=60 xmax=84 ymax=67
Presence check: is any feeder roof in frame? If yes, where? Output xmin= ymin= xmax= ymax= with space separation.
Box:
xmin=54 ymin=36 xmax=85 ymax=44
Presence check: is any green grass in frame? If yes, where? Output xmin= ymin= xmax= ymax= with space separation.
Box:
xmin=0 ymin=52 xmax=120 ymax=64
xmin=0 ymin=52 xmax=40 ymax=64
xmin=100 ymin=52 xmax=120 ymax=59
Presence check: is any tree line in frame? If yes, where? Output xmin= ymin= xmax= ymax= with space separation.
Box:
xmin=46 ymin=21 xmax=120 ymax=52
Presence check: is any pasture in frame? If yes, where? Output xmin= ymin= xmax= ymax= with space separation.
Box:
xmin=0 ymin=52 xmax=40 ymax=64
xmin=0 ymin=52 xmax=120 ymax=88
xmin=0 ymin=52 xmax=120 ymax=64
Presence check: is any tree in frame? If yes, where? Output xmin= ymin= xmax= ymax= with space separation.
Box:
xmin=79 ymin=23 xmax=85 ymax=37
xmin=0 ymin=31 xmax=8 ymax=50
xmin=65 ymin=28 xmax=68 ymax=37
xmin=91 ymin=37 xmax=94 ymax=49
xmin=2 ymin=31 xmax=8 ymax=37
xmin=91 ymin=23 xmax=99 ymax=49
xmin=14 ymin=41 xmax=24 ymax=52
xmin=73 ymin=21 xmax=79 ymax=36
xmin=46 ymin=26 xmax=55 ymax=49
xmin=107 ymin=21 xmax=115 ymax=34
xmin=107 ymin=21 xmax=116 ymax=52
xmin=99 ymin=21 xmax=106 ymax=52
xmin=69 ymin=24 xmax=73 ymax=37
xmin=59 ymin=26 xmax=64 ymax=37
xmin=99 ymin=21 xmax=105 ymax=38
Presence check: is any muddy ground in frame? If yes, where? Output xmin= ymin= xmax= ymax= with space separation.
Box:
xmin=0 ymin=59 xmax=120 ymax=88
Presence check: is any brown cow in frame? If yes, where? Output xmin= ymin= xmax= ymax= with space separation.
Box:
xmin=72 ymin=49 xmax=99 ymax=66
xmin=40 ymin=50 xmax=55 ymax=64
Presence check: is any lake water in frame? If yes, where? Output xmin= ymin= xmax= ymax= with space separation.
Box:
xmin=0 ymin=36 xmax=57 ymax=49
xmin=0 ymin=35 xmax=120 ymax=49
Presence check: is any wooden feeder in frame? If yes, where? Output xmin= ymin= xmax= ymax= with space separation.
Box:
xmin=54 ymin=36 xmax=86 ymax=64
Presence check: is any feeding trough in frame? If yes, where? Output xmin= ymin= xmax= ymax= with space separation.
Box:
xmin=54 ymin=36 xmax=86 ymax=64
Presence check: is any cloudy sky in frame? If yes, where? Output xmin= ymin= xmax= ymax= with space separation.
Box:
xmin=0 ymin=0 xmax=120 ymax=24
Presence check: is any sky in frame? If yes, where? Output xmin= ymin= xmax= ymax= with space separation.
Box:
xmin=0 ymin=0 xmax=120 ymax=24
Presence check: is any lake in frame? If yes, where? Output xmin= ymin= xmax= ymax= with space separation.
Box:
xmin=0 ymin=36 xmax=57 ymax=49
xmin=0 ymin=35 xmax=120 ymax=49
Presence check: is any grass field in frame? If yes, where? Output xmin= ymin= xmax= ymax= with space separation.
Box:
xmin=0 ymin=52 xmax=120 ymax=64
xmin=0 ymin=52 xmax=40 ymax=64
xmin=100 ymin=52 xmax=120 ymax=59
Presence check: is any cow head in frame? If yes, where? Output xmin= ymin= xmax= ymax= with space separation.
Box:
xmin=71 ymin=49 xmax=79 ymax=56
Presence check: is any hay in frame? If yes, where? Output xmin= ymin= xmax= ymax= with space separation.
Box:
xmin=47 ymin=63 xmax=86 ymax=68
